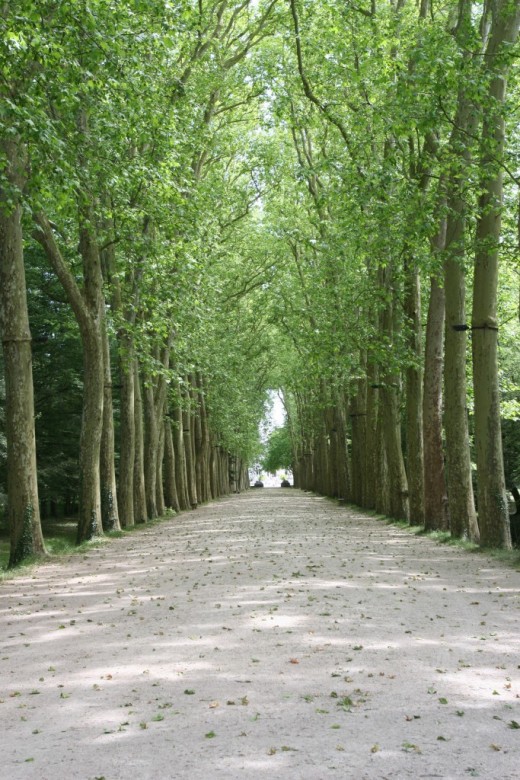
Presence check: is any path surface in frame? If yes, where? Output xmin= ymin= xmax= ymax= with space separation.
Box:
xmin=1 ymin=489 xmax=519 ymax=779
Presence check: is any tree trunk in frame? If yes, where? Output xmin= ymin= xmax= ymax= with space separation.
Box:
xmin=334 ymin=395 xmax=349 ymax=500
xmin=364 ymin=363 xmax=378 ymax=509
xmin=197 ymin=373 xmax=212 ymax=502
xmin=441 ymin=0 xmax=480 ymax=541
xmin=118 ymin=337 xmax=135 ymax=527
xmin=423 ymin=272 xmax=449 ymax=531
xmin=173 ymin=381 xmax=190 ymax=510
xmin=350 ymin=369 xmax=366 ymax=506
xmin=34 ymin=210 xmax=106 ymax=543
xmin=164 ymin=418 xmax=180 ymax=512
xmin=444 ymin=242 xmax=478 ymax=541
xmin=75 ymin=224 xmax=105 ymax=543
xmin=209 ymin=435 xmax=219 ymax=499
xmin=0 ymin=138 xmax=46 ymax=566
xmin=133 ymin=361 xmax=147 ymax=523
xmin=404 ymin=255 xmax=424 ymax=525
xmin=471 ymin=0 xmax=519 ymax=548
xmin=143 ymin=376 xmax=158 ymax=519
xmin=380 ymin=268 xmax=409 ymax=520
xmin=182 ymin=380 xmax=198 ymax=508
xmin=100 ymin=317 xmax=120 ymax=532
xmin=155 ymin=418 xmax=166 ymax=516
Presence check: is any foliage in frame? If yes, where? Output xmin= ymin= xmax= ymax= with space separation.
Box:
xmin=1 ymin=0 xmax=519 ymax=551
xmin=262 ymin=425 xmax=293 ymax=474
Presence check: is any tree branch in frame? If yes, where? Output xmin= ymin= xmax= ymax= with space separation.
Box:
xmin=32 ymin=212 xmax=89 ymax=327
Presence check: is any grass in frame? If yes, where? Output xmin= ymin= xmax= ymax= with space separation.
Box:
xmin=335 ymin=497 xmax=520 ymax=570
xmin=0 ymin=510 xmax=178 ymax=579
xmin=383 ymin=512 xmax=520 ymax=563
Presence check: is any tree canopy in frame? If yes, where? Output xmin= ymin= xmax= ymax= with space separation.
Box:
xmin=1 ymin=0 xmax=520 ymax=564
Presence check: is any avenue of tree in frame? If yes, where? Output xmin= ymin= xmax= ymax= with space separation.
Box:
xmin=1 ymin=0 xmax=519 ymax=567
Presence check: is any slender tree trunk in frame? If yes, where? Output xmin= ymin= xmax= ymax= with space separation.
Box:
xmin=155 ymin=418 xmax=166 ymax=516
xmin=471 ymin=0 xmax=519 ymax=548
xmin=364 ymin=363 xmax=378 ymax=509
xmin=423 ymin=197 xmax=449 ymax=530
xmin=374 ymin=378 xmax=388 ymax=515
xmin=100 ymin=318 xmax=120 ymax=532
xmin=423 ymin=272 xmax=449 ymax=531
xmin=109 ymin=221 xmax=146 ymax=529
xmin=118 ymin=337 xmax=135 ymax=527
xmin=209 ymin=435 xmax=218 ymax=499
xmin=404 ymin=254 xmax=424 ymax=524
xmin=173 ymin=381 xmax=190 ymax=510
xmin=143 ymin=376 xmax=158 ymax=519
xmin=191 ymin=375 xmax=203 ymax=503
xmin=350 ymin=367 xmax=366 ymax=505
xmin=380 ymin=268 xmax=409 ymax=520
xmin=197 ymin=373 xmax=212 ymax=502
xmin=164 ymin=418 xmax=180 ymax=512
xmin=0 ymin=138 xmax=46 ymax=566
xmin=75 ymin=227 xmax=105 ymax=543
xmin=182 ymin=380 xmax=198 ymax=508
xmin=133 ymin=361 xmax=147 ymax=523
xmin=334 ymin=395 xmax=349 ymax=499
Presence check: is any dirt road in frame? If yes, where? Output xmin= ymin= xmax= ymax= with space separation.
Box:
xmin=1 ymin=489 xmax=519 ymax=779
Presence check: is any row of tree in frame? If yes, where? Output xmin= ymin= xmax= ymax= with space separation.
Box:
xmin=270 ymin=0 xmax=520 ymax=547
xmin=1 ymin=1 xmax=520 ymax=567
xmin=253 ymin=0 xmax=520 ymax=547
xmin=0 ymin=1 xmax=276 ymax=566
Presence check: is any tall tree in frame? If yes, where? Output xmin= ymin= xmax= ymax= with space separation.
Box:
xmin=471 ymin=0 xmax=520 ymax=548
xmin=0 ymin=138 xmax=46 ymax=565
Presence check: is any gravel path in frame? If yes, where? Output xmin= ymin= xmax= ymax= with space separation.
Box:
xmin=1 ymin=489 xmax=519 ymax=779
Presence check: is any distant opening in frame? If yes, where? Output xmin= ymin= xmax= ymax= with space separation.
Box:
xmin=250 ymin=390 xmax=293 ymax=488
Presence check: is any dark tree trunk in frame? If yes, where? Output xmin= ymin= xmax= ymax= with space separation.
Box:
xmin=133 ymin=361 xmax=147 ymax=523
xmin=0 ymin=138 xmax=46 ymax=566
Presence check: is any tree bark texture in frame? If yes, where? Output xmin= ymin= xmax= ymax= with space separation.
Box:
xmin=118 ymin=337 xmax=135 ymax=527
xmin=173 ymin=381 xmax=190 ymax=510
xmin=143 ymin=376 xmax=159 ymax=519
xmin=443 ymin=66 xmax=479 ymax=541
xmin=363 ymin=363 xmax=378 ymax=509
xmin=155 ymin=419 xmax=166 ymax=517
xmin=423 ymin=274 xmax=449 ymax=531
xmin=133 ymin=362 xmax=148 ymax=523
xmin=182 ymin=380 xmax=198 ymax=508
xmin=404 ymin=256 xmax=424 ymax=525
xmin=164 ymin=418 xmax=180 ymax=512
xmin=471 ymin=0 xmax=519 ymax=548
xmin=0 ymin=138 xmax=46 ymax=566
xmin=100 ymin=318 xmax=120 ymax=532
xmin=379 ymin=268 xmax=409 ymax=521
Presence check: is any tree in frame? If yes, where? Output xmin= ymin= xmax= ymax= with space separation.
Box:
xmin=471 ymin=0 xmax=520 ymax=548
xmin=0 ymin=138 xmax=46 ymax=565
xmin=262 ymin=425 xmax=293 ymax=474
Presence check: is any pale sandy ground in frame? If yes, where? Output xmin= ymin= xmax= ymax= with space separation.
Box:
xmin=1 ymin=489 xmax=519 ymax=780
